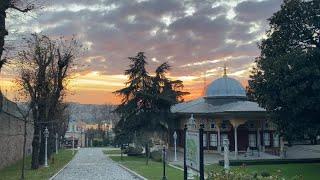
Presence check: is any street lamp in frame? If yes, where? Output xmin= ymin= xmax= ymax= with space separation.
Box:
xmin=81 ymin=129 xmax=84 ymax=147
xmin=72 ymin=123 xmax=75 ymax=155
xmin=44 ymin=127 xmax=49 ymax=167
xmin=55 ymin=133 xmax=58 ymax=154
xmin=173 ymin=131 xmax=177 ymax=161
xmin=162 ymin=145 xmax=167 ymax=180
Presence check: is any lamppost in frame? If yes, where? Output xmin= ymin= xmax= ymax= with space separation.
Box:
xmin=173 ymin=131 xmax=177 ymax=161
xmin=55 ymin=133 xmax=58 ymax=154
xmin=60 ymin=136 xmax=63 ymax=149
xmin=44 ymin=127 xmax=49 ymax=168
xmin=81 ymin=129 xmax=84 ymax=147
xmin=162 ymin=145 xmax=167 ymax=180
xmin=72 ymin=123 xmax=75 ymax=155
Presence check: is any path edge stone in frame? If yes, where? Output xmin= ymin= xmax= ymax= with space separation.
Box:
xmin=106 ymin=154 xmax=147 ymax=180
xmin=168 ymin=163 xmax=183 ymax=171
xmin=117 ymin=163 xmax=148 ymax=180
xmin=48 ymin=151 xmax=76 ymax=180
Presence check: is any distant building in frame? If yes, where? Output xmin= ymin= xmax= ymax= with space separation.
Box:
xmin=171 ymin=69 xmax=281 ymax=157
xmin=64 ymin=120 xmax=114 ymax=147
xmin=64 ymin=120 xmax=86 ymax=148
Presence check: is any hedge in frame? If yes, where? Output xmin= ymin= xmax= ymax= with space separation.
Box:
xmin=218 ymin=158 xmax=320 ymax=166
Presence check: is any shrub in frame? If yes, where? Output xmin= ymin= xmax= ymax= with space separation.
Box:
xmin=208 ymin=168 xmax=286 ymax=180
xmin=150 ymin=150 xmax=162 ymax=162
xmin=260 ymin=171 xmax=270 ymax=177
xmin=126 ymin=146 xmax=143 ymax=156
xmin=219 ymin=158 xmax=320 ymax=166
xmin=93 ymin=140 xmax=103 ymax=147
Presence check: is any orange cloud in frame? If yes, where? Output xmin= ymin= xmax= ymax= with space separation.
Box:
xmin=0 ymin=68 xmax=251 ymax=105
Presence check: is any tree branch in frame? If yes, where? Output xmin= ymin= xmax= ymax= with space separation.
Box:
xmin=9 ymin=4 xmax=33 ymax=13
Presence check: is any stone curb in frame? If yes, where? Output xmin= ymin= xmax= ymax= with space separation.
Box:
xmin=117 ymin=163 xmax=148 ymax=180
xmin=106 ymin=154 xmax=147 ymax=180
xmin=168 ymin=163 xmax=184 ymax=171
xmin=48 ymin=152 xmax=76 ymax=180
xmin=168 ymin=163 xmax=209 ymax=179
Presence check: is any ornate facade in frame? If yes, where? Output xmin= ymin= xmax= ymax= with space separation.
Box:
xmin=171 ymin=71 xmax=281 ymax=157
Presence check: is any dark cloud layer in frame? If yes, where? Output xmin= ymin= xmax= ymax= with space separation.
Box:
xmin=7 ymin=0 xmax=283 ymax=77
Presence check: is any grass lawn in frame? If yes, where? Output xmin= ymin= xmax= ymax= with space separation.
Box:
xmin=0 ymin=149 xmax=76 ymax=180
xmin=103 ymin=149 xmax=122 ymax=155
xmin=109 ymin=156 xmax=183 ymax=180
xmin=205 ymin=163 xmax=320 ymax=180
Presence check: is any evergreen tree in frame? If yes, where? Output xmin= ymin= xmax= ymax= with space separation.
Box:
xmin=248 ymin=0 xmax=320 ymax=143
xmin=114 ymin=52 xmax=188 ymax=160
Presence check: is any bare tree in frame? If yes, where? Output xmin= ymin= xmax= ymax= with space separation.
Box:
xmin=16 ymin=103 xmax=32 ymax=180
xmin=16 ymin=34 xmax=80 ymax=169
xmin=0 ymin=0 xmax=36 ymax=71
xmin=0 ymin=1 xmax=41 ymax=113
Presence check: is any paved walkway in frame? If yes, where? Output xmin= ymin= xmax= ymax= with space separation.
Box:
xmin=286 ymin=145 xmax=320 ymax=159
xmin=53 ymin=148 xmax=139 ymax=180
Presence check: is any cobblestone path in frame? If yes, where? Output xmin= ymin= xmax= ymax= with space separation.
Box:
xmin=53 ymin=148 xmax=138 ymax=180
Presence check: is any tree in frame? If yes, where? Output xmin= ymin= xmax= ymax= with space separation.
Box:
xmin=3 ymin=100 xmax=32 ymax=180
xmin=248 ymin=0 xmax=320 ymax=143
xmin=114 ymin=52 xmax=188 ymax=164
xmin=101 ymin=104 xmax=119 ymax=126
xmin=0 ymin=0 xmax=37 ymax=111
xmin=16 ymin=34 xmax=80 ymax=169
xmin=0 ymin=0 xmax=36 ymax=71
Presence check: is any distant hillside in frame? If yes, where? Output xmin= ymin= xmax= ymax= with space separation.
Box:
xmin=67 ymin=103 xmax=119 ymax=124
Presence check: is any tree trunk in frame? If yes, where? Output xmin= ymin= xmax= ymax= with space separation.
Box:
xmin=31 ymin=125 xmax=40 ymax=169
xmin=121 ymin=144 xmax=123 ymax=161
xmin=0 ymin=1 xmax=9 ymax=71
xmin=145 ymin=143 xmax=149 ymax=165
xmin=21 ymin=117 xmax=27 ymax=180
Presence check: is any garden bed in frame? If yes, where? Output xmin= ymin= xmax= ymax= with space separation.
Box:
xmin=218 ymin=158 xmax=320 ymax=166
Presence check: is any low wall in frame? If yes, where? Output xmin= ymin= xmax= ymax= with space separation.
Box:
xmin=0 ymin=97 xmax=33 ymax=170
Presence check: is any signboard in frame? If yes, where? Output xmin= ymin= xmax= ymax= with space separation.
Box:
xmin=186 ymin=130 xmax=200 ymax=171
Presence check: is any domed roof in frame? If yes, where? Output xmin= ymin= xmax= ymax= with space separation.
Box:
xmin=205 ymin=75 xmax=246 ymax=98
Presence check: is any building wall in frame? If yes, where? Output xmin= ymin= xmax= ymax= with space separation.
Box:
xmin=173 ymin=115 xmax=280 ymax=152
xmin=0 ymin=98 xmax=33 ymax=170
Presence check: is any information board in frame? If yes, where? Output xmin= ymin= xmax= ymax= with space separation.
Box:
xmin=186 ymin=131 xmax=199 ymax=172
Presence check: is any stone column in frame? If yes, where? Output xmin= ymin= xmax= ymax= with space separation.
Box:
xmin=215 ymin=119 xmax=222 ymax=153
xmin=229 ymin=119 xmax=247 ymax=159
xmin=234 ymin=125 xmax=238 ymax=159
xmin=217 ymin=127 xmax=221 ymax=153
xmin=261 ymin=120 xmax=265 ymax=152
xmin=257 ymin=127 xmax=261 ymax=157
xmin=280 ymin=136 xmax=285 ymax=158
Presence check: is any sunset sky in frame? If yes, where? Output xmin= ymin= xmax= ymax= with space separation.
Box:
xmin=1 ymin=0 xmax=283 ymax=104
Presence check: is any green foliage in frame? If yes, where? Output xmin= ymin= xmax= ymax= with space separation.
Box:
xmin=260 ymin=171 xmax=270 ymax=177
xmin=248 ymin=0 xmax=320 ymax=142
xmin=207 ymin=168 xmax=295 ymax=180
xmin=125 ymin=146 xmax=143 ymax=156
xmin=109 ymin=156 xmax=183 ymax=180
xmin=0 ymin=150 xmax=75 ymax=180
xmin=219 ymin=158 xmax=320 ymax=166
xmin=113 ymin=52 xmax=189 ymax=145
xmin=103 ymin=149 xmax=122 ymax=155
xmin=206 ymin=163 xmax=320 ymax=179
xmin=150 ymin=150 xmax=162 ymax=162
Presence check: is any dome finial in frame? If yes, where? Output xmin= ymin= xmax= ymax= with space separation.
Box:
xmin=223 ymin=64 xmax=227 ymax=77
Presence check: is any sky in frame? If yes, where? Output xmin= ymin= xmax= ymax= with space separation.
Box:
xmin=1 ymin=0 xmax=283 ymax=104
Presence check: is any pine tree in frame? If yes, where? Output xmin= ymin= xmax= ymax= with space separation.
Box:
xmin=114 ymin=52 xmax=189 ymax=161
